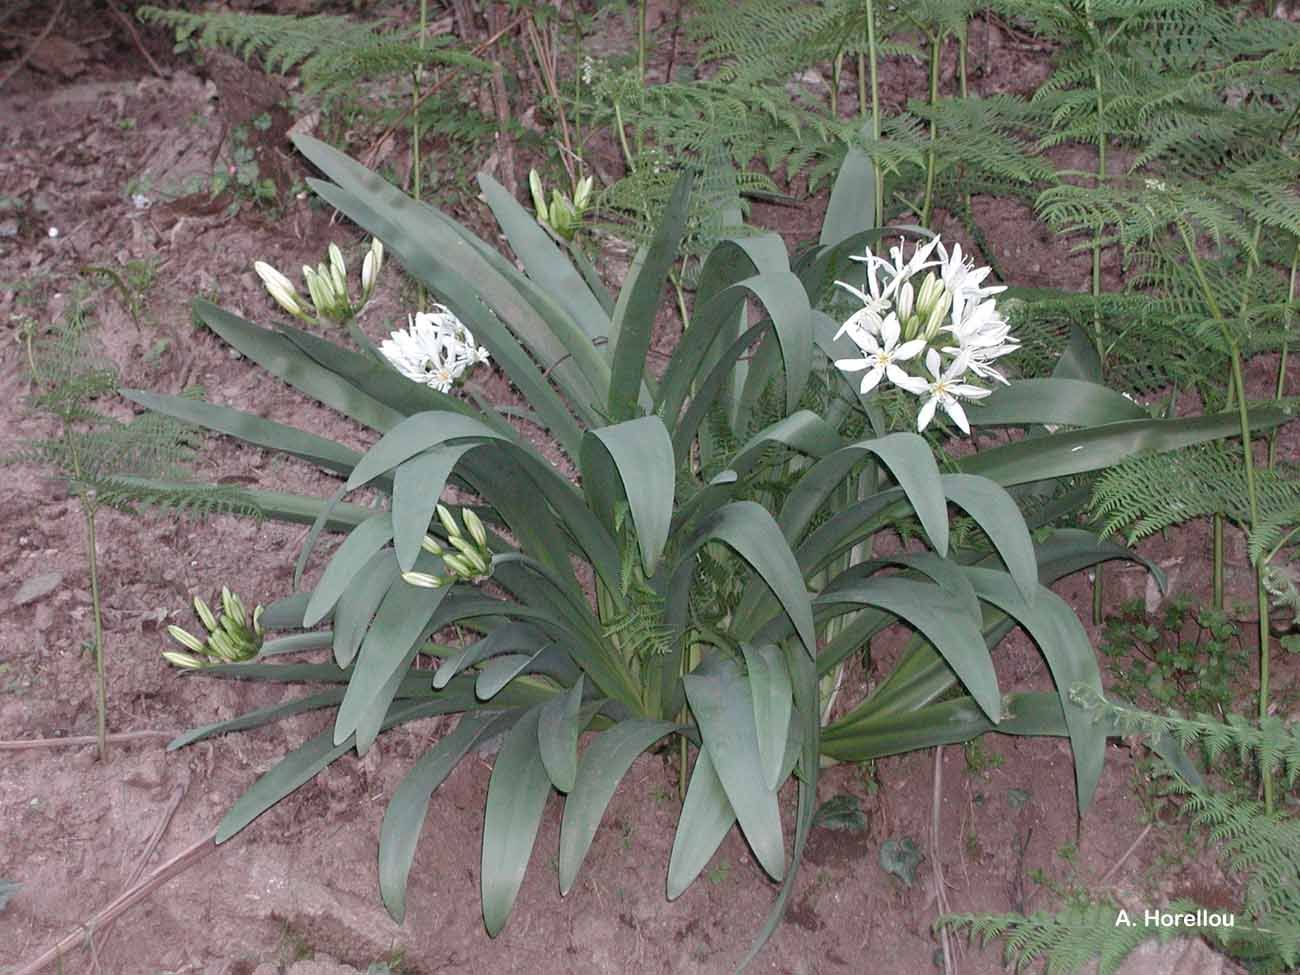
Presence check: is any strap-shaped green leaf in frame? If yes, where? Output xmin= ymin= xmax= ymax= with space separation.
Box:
xmin=972 ymin=378 xmax=1147 ymax=427
xmin=121 ymin=390 xmax=362 ymax=477
xmin=347 ymin=412 xmax=507 ymax=491
xmin=818 ymin=576 xmax=1001 ymax=723
xmin=434 ymin=622 xmax=551 ymax=689
xmin=681 ymin=501 xmax=815 ymax=656
xmin=333 ymin=572 xmax=449 ymax=745
xmin=959 ymin=408 xmax=1291 ymax=487
xmin=303 ymin=512 xmax=394 ymax=627
xmin=607 ymin=173 xmax=692 ymax=422
xmin=169 ymin=689 xmax=345 ymax=750
xmin=481 ymin=704 xmax=553 ymax=936
xmin=380 ymin=711 xmax=515 ymax=922
xmin=684 ymin=662 xmax=784 ymax=882
xmin=557 ymin=719 xmax=676 ymax=894
xmin=730 ymin=411 xmax=842 ymax=478
xmin=392 ymin=444 xmax=479 ymax=571
xmin=940 ymin=474 xmax=1038 ymax=604
xmin=964 ymin=567 xmax=1106 ymax=814
xmin=476 ymin=645 xmax=577 ymax=701
xmin=741 ymin=643 xmax=793 ymax=790
xmin=478 ymin=173 xmax=610 ymax=344
xmin=537 ymin=676 xmax=586 ymax=793
xmin=332 ymin=549 xmax=399 ymax=667
xmin=193 ymin=301 xmax=403 ymax=432
xmin=583 ymin=416 xmax=676 ymax=576
xmin=666 ymin=746 xmax=735 ymax=900
xmin=819 ymin=140 xmax=877 ymax=248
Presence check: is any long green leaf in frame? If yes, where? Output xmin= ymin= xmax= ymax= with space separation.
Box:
xmin=607 ymin=173 xmax=692 ymax=422
xmin=685 ymin=662 xmax=784 ymax=882
xmin=380 ymin=712 xmax=514 ymax=922
xmin=121 ymin=390 xmax=362 ymax=477
xmin=347 ymin=412 xmax=507 ymax=491
xmin=972 ymin=379 xmax=1147 ymax=427
xmin=557 ymin=719 xmax=676 ymax=894
xmin=583 ymin=417 xmax=676 ymax=575
xmin=740 ymin=643 xmax=793 ymax=790
xmin=392 ymin=444 xmax=478 ymax=571
xmin=666 ymin=747 xmax=735 ymax=900
xmin=303 ymin=512 xmax=394 ymax=627
xmin=941 ymin=474 xmax=1037 ymax=603
xmin=818 ymin=576 xmax=1001 ymax=722
xmin=481 ymin=704 xmax=553 ymax=936
xmin=537 ymin=676 xmax=586 ymax=793
xmin=819 ymin=142 xmax=876 ymax=248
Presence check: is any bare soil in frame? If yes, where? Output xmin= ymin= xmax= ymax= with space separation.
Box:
xmin=1 ymin=7 xmax=1295 ymax=975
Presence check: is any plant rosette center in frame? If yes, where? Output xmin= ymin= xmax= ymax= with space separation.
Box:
xmin=833 ymin=237 xmax=1018 ymax=433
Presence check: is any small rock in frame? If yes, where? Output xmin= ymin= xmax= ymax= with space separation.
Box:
xmin=14 ymin=571 xmax=64 ymax=607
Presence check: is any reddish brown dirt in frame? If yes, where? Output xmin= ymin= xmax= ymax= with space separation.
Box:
xmin=1 ymin=7 xmax=1295 ymax=975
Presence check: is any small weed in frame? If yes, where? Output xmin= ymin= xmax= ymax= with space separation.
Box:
xmin=1100 ymin=598 xmax=1245 ymax=716
xmin=706 ymin=859 xmax=731 ymax=886
xmin=963 ymin=739 xmax=1005 ymax=777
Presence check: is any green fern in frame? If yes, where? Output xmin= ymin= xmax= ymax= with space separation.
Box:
xmin=136 ymin=8 xmax=490 ymax=99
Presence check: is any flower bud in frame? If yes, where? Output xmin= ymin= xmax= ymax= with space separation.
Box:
xmin=896 ymin=281 xmax=915 ymax=324
xmin=421 ymin=534 xmax=444 ymax=556
xmin=303 ymin=265 xmax=330 ymax=318
xmin=168 ymin=625 xmax=206 ymax=654
xmin=255 ymin=262 xmax=308 ymax=319
xmin=462 ymin=508 xmax=487 ymax=548
xmin=574 ymin=175 xmax=594 ymax=211
xmin=162 ymin=650 xmax=205 ymax=670
xmin=361 ymin=239 xmax=383 ymax=301
xmin=922 ymin=290 xmax=951 ymax=341
xmin=436 ymin=503 xmax=461 ymax=538
xmin=442 ymin=553 xmax=476 ymax=578
xmin=529 ymin=169 xmax=549 ymax=224
xmin=193 ymin=596 xmax=218 ymax=633
xmin=402 ymin=570 xmax=446 ymax=589
xmin=329 ymin=243 xmax=346 ymax=282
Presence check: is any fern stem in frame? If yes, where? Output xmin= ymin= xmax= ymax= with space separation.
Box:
xmin=920 ymin=30 xmax=943 ymax=229
xmin=84 ymin=500 xmax=107 ymax=764
xmin=1268 ymin=243 xmax=1298 ymax=468
xmin=411 ymin=0 xmax=428 ymax=310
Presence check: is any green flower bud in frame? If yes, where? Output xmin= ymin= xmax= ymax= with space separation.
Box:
xmin=442 ymin=553 xmax=476 ymax=578
xmin=162 ymin=650 xmax=205 ymax=670
xmin=194 ymin=596 xmax=218 ymax=633
xmin=402 ymin=570 xmax=446 ymax=589
xmin=529 ymin=169 xmax=549 ymax=224
xmin=462 ymin=508 xmax=487 ymax=548
xmin=421 ymin=534 xmax=444 ymax=556
xmin=436 ymin=503 xmax=461 ymax=539
xmin=167 ymin=625 xmax=206 ymax=654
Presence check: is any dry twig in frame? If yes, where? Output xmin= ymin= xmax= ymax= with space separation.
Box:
xmin=0 ymin=0 xmax=65 ymax=93
xmin=0 ymin=730 xmax=176 ymax=751
xmin=11 ymin=828 xmax=221 ymax=975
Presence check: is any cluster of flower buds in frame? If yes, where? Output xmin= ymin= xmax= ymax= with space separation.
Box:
xmin=402 ymin=504 xmax=493 ymax=589
xmin=379 ymin=307 xmax=491 ymax=394
xmin=833 ymin=237 xmax=1019 ymax=435
xmin=254 ymin=237 xmax=384 ymax=327
xmin=529 ymin=169 xmax=594 ymax=242
xmin=164 ymin=587 xmax=264 ymax=669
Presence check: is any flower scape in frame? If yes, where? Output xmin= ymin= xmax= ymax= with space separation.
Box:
xmin=833 ymin=237 xmax=1018 ymax=434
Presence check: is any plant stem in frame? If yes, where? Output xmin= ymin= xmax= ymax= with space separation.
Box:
xmin=830 ymin=50 xmax=842 ymax=117
xmin=1179 ymin=221 xmax=1271 ymax=811
xmin=636 ymin=0 xmax=647 ymax=87
xmin=865 ymin=0 xmax=883 ymax=226
xmin=1268 ymin=243 xmax=1298 ymax=467
xmin=412 ymin=0 xmax=429 ymax=310
xmin=84 ymin=500 xmax=107 ymax=763
xmin=920 ymin=30 xmax=943 ymax=229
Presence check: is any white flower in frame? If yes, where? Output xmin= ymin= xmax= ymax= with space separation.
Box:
xmin=934 ymin=240 xmax=1005 ymax=323
xmin=895 ymin=349 xmax=992 ymax=435
xmin=942 ymin=297 xmax=1019 ymax=385
xmin=834 ymin=313 xmax=927 ymax=395
xmin=379 ymin=306 xmax=490 ymax=393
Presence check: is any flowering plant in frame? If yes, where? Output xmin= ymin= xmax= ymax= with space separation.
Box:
xmin=833 ymin=238 xmax=1017 ymax=433
xmin=254 ymin=237 xmax=383 ymax=327
xmin=378 ymin=307 xmax=492 ymax=393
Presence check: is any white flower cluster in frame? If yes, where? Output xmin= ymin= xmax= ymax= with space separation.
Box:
xmin=833 ymin=237 xmax=1018 ymax=435
xmin=380 ymin=306 xmax=491 ymax=394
